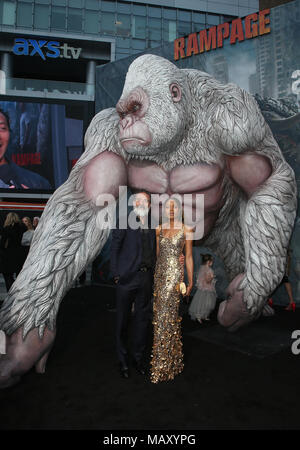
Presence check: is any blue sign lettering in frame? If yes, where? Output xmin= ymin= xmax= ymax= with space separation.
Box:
xmin=12 ymin=38 xmax=29 ymax=56
xmin=12 ymin=38 xmax=82 ymax=60
xmin=46 ymin=41 xmax=60 ymax=58
xmin=29 ymin=39 xmax=47 ymax=60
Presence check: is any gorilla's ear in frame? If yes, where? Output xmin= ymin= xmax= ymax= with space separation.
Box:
xmin=170 ymin=83 xmax=182 ymax=103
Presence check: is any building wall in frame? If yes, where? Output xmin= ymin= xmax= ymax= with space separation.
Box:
xmin=260 ymin=0 xmax=294 ymax=9
xmin=0 ymin=1 xmax=259 ymax=62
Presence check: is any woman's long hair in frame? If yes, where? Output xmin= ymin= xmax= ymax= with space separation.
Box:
xmin=4 ymin=212 xmax=21 ymax=228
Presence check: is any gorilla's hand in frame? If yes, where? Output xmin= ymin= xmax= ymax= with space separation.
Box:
xmin=0 ymin=327 xmax=55 ymax=389
xmin=217 ymin=274 xmax=260 ymax=332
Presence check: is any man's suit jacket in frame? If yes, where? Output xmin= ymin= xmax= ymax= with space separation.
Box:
xmin=110 ymin=224 xmax=156 ymax=288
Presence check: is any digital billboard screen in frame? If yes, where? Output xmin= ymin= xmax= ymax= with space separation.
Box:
xmin=0 ymin=99 xmax=91 ymax=193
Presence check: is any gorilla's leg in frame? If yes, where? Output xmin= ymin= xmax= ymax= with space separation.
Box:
xmin=207 ymin=163 xmax=296 ymax=331
xmin=0 ymin=327 xmax=55 ymax=388
xmin=0 ymin=148 xmax=127 ymax=388
xmin=204 ymin=189 xmax=257 ymax=330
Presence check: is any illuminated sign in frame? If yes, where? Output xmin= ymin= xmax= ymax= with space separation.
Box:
xmin=174 ymin=9 xmax=271 ymax=61
xmin=12 ymin=38 xmax=82 ymax=61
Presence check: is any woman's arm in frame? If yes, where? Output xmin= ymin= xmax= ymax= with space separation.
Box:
xmin=184 ymin=226 xmax=194 ymax=296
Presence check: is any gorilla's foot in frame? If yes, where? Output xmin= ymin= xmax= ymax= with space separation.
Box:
xmin=217 ymin=274 xmax=260 ymax=332
xmin=0 ymin=326 xmax=55 ymax=389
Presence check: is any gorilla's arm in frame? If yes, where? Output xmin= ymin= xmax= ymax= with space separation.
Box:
xmin=214 ymin=88 xmax=297 ymax=330
xmin=0 ymin=108 xmax=127 ymax=387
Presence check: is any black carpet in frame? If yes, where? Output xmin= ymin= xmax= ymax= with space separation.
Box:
xmin=187 ymin=309 xmax=295 ymax=359
xmin=0 ymin=285 xmax=300 ymax=431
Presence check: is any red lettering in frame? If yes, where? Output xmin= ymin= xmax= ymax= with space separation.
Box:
xmin=174 ymin=37 xmax=185 ymax=60
xmin=245 ymin=13 xmax=258 ymax=39
xmin=217 ymin=22 xmax=230 ymax=48
xmin=259 ymin=9 xmax=271 ymax=35
xmin=186 ymin=33 xmax=199 ymax=57
xmin=230 ymin=18 xmax=245 ymax=44
xmin=199 ymin=27 xmax=217 ymax=53
xmin=35 ymin=153 xmax=41 ymax=165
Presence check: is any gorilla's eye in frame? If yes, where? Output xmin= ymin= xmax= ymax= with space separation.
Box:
xmin=130 ymin=103 xmax=141 ymax=113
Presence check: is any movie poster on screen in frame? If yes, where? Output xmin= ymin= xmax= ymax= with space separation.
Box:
xmin=0 ymin=100 xmax=84 ymax=191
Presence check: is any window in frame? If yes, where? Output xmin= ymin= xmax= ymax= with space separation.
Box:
xmin=163 ymin=19 xmax=176 ymax=42
xmin=69 ymin=0 xmax=83 ymax=7
xmin=101 ymin=12 xmax=115 ymax=34
xmin=52 ymin=0 xmax=67 ymax=5
xmin=51 ymin=6 xmax=66 ymax=29
xmin=178 ymin=21 xmax=191 ymax=37
xmin=133 ymin=4 xmax=146 ymax=16
xmin=17 ymin=2 xmax=32 ymax=27
xmin=1 ymin=1 xmax=16 ymax=26
xmin=132 ymin=39 xmax=146 ymax=50
xmin=84 ymin=9 xmax=98 ymax=33
xmin=102 ymin=1 xmax=116 ymax=12
xmin=149 ymin=17 xmax=161 ymax=41
xmin=192 ymin=22 xmax=205 ymax=33
xmin=149 ymin=40 xmax=160 ymax=48
xmin=85 ymin=0 xmax=98 ymax=9
xmin=117 ymin=2 xmax=130 ymax=14
xmin=116 ymin=52 xmax=130 ymax=60
xmin=132 ymin=15 xmax=146 ymax=39
xmin=116 ymin=13 xmax=130 ymax=36
xmin=193 ymin=12 xmax=205 ymax=23
xmin=148 ymin=6 xmax=161 ymax=18
xmin=68 ymin=7 xmax=82 ymax=31
xmin=34 ymin=4 xmax=49 ymax=29
xmin=178 ymin=10 xmax=191 ymax=22
xmin=163 ymin=8 xmax=176 ymax=20
xmin=207 ymin=14 xmax=219 ymax=25
xmin=116 ymin=37 xmax=130 ymax=48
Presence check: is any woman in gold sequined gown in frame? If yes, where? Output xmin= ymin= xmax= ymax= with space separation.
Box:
xmin=150 ymin=198 xmax=194 ymax=384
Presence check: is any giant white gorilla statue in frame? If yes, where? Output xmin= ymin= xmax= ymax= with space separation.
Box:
xmin=0 ymin=55 xmax=296 ymax=388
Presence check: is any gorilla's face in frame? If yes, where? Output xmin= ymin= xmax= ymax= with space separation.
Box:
xmin=116 ymin=75 xmax=187 ymax=159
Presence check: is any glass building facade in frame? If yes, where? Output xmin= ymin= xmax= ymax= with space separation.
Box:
xmin=0 ymin=1 xmax=259 ymax=61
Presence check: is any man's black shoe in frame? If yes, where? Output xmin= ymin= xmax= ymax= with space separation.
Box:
xmin=134 ymin=362 xmax=146 ymax=376
xmin=120 ymin=365 xmax=130 ymax=379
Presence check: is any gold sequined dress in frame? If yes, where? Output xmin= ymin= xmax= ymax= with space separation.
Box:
xmin=150 ymin=226 xmax=185 ymax=383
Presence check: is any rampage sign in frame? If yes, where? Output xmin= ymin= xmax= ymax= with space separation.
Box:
xmin=174 ymin=9 xmax=271 ymax=61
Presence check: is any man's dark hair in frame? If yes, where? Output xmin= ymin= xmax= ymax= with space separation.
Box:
xmin=0 ymin=108 xmax=11 ymax=130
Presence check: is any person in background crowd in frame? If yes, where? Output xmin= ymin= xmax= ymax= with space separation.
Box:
xmin=188 ymin=254 xmax=217 ymax=324
xmin=0 ymin=212 xmax=24 ymax=291
xmin=32 ymin=216 xmax=40 ymax=229
xmin=21 ymin=216 xmax=35 ymax=260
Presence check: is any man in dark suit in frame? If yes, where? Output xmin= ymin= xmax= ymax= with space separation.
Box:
xmin=110 ymin=191 xmax=156 ymax=379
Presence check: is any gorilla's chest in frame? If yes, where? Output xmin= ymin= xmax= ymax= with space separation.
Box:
xmin=127 ymin=159 xmax=223 ymax=196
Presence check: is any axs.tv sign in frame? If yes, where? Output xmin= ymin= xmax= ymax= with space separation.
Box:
xmin=12 ymin=38 xmax=82 ymax=61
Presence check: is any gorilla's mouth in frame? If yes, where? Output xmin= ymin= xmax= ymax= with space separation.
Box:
xmin=121 ymin=137 xmax=147 ymax=145
xmin=120 ymin=137 xmax=148 ymax=146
